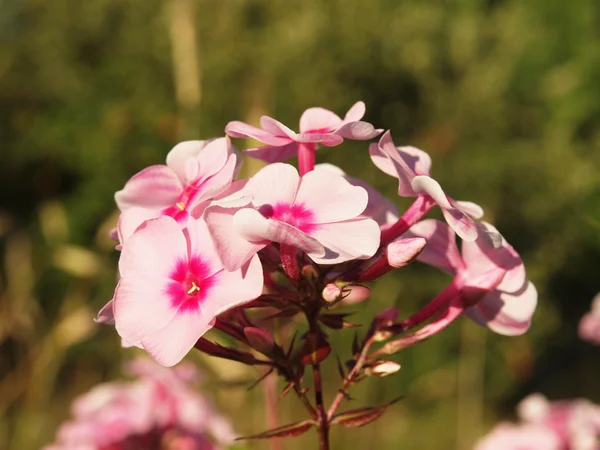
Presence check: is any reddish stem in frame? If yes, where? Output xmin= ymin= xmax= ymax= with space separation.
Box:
xmin=381 ymin=195 xmax=435 ymax=245
xmin=298 ymin=142 xmax=316 ymax=176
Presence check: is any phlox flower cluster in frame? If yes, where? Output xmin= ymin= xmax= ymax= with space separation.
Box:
xmin=44 ymin=359 xmax=235 ymax=450
xmin=98 ymin=100 xmax=537 ymax=369
xmin=475 ymin=393 xmax=600 ymax=450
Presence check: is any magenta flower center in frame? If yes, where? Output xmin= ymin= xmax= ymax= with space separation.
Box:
xmin=258 ymin=202 xmax=317 ymax=233
xmin=166 ymin=256 xmax=214 ymax=313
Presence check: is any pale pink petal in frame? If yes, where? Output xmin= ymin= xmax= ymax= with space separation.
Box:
xmin=244 ymin=142 xmax=299 ymax=163
xmin=193 ymin=153 xmax=238 ymax=204
xmin=184 ymin=218 xmax=223 ymax=278
xmin=259 ymin=116 xmax=298 ymax=139
xmin=114 ymin=217 xmax=188 ymax=345
xmin=142 ymin=308 xmax=213 ymax=367
xmin=334 ymin=121 xmax=383 ymax=140
xmin=204 ymin=254 xmax=264 ymax=316
xmin=398 ymin=145 xmax=432 ymax=177
xmin=295 ymin=133 xmax=344 ymax=146
xmin=466 ymin=281 xmax=537 ymax=336
xmin=441 ymin=207 xmax=479 ymax=242
xmin=246 ymin=163 xmax=300 ymax=206
xmin=189 ymin=137 xmax=233 ymax=185
xmin=165 ymin=140 xmax=208 ymax=182
xmin=369 ymin=142 xmax=399 ymax=178
xmin=453 ymin=200 xmax=485 ymax=219
xmin=308 ymin=218 xmax=380 ymax=264
xmin=232 ymin=208 xmax=325 ymax=256
xmin=406 ymin=219 xmax=463 ymax=273
xmin=371 ymin=132 xmax=418 ymax=196
xmin=204 ymin=205 xmax=267 ymax=271
xmin=295 ymin=170 xmax=368 ymax=223
xmin=115 ymin=166 xmax=182 ymax=211
xmin=411 ymin=176 xmax=452 ymax=208
xmin=299 ymin=107 xmax=342 ymax=133
xmin=475 ymin=423 xmax=561 ymax=450
xmin=579 ymin=313 xmax=600 ymax=345
xmin=342 ymin=101 xmax=366 ymax=123
xmin=96 ymin=299 xmax=115 ymax=325
xmin=117 ymin=206 xmax=161 ymax=244
xmin=225 ymin=121 xmax=291 ymax=146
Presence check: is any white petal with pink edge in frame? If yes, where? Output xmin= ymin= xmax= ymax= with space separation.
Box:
xmin=245 ymin=163 xmax=300 ymax=206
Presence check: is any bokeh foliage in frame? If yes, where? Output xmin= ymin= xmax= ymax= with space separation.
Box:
xmin=1 ymin=0 xmax=599 ymax=448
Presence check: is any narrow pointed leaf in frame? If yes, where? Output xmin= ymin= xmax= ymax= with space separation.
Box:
xmin=331 ymin=397 xmax=405 ymax=428
xmin=236 ymin=420 xmax=316 ymax=440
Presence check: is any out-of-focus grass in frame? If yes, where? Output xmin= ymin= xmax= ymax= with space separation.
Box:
xmin=1 ymin=0 xmax=600 ymax=449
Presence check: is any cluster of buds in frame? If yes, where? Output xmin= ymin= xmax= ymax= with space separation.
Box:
xmin=45 ymin=359 xmax=235 ymax=450
xmin=475 ymin=393 xmax=600 ymax=450
xmin=97 ymin=102 xmax=538 ymax=447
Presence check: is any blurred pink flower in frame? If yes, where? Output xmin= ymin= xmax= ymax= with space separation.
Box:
xmin=205 ymin=163 xmax=381 ymax=271
xmin=579 ymin=293 xmax=600 ymax=345
xmin=370 ymin=131 xmax=483 ymax=241
xmin=476 ymin=393 xmax=600 ymax=450
xmin=115 ymin=138 xmax=238 ymax=243
xmin=44 ymin=359 xmax=235 ymax=450
xmin=406 ymin=219 xmax=537 ymax=335
xmin=225 ymin=101 xmax=382 ymax=166
xmin=110 ymin=216 xmax=263 ymax=366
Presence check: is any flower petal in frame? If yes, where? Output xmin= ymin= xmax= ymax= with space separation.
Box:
xmin=244 ymin=142 xmax=299 ymax=163
xmin=232 ymin=208 xmax=325 ymax=256
xmin=142 ymin=308 xmax=213 ymax=367
xmin=189 ymin=137 xmax=233 ymax=185
xmin=295 ymin=169 xmax=368 ymax=223
xmin=405 ymin=219 xmax=463 ymax=274
xmin=299 ymin=107 xmax=342 ymax=133
xmin=165 ymin=140 xmax=208 ymax=182
xmin=411 ymin=176 xmax=452 ymax=209
xmin=308 ymin=218 xmax=380 ymax=264
xmin=335 ymin=121 xmax=382 ymax=140
xmin=115 ymin=165 xmax=182 ymax=211
xmin=259 ymin=116 xmax=297 ymax=139
xmin=441 ymin=207 xmax=478 ymax=242
xmin=185 ymin=217 xmax=223 ymax=278
xmin=453 ymin=200 xmax=484 ymax=219
xmin=246 ymin=163 xmax=300 ymax=206
xmin=342 ymin=101 xmax=366 ymax=123
xmin=225 ymin=121 xmax=291 ymax=146
xmin=466 ymin=281 xmax=537 ymax=336
xmin=204 ymin=205 xmax=267 ymax=271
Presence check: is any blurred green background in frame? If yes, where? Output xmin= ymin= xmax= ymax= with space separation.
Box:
xmin=1 ymin=0 xmax=600 ymax=449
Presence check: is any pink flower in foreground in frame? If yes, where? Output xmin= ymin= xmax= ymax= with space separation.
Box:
xmin=370 ymin=131 xmax=483 ymax=241
xmin=225 ymin=101 xmax=382 ymax=163
xmin=407 ymin=219 xmax=537 ymax=335
xmin=579 ymin=293 xmax=600 ymax=345
xmin=44 ymin=359 xmax=235 ymax=450
xmin=115 ymin=138 xmax=238 ymax=243
xmin=205 ymin=163 xmax=381 ymax=271
xmin=476 ymin=393 xmax=600 ymax=450
xmin=110 ymin=216 xmax=263 ymax=366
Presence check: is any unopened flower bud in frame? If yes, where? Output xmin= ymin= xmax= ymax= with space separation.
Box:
xmin=340 ymin=285 xmax=371 ymax=305
xmin=365 ymin=360 xmax=401 ymax=377
xmin=302 ymin=265 xmax=318 ymax=282
xmin=387 ymin=237 xmax=426 ymax=268
xmin=322 ymin=283 xmax=343 ymax=303
xmin=372 ymin=307 xmax=400 ymax=341
xmin=243 ymin=327 xmax=275 ymax=355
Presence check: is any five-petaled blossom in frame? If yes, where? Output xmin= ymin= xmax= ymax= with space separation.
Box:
xmin=108 ymin=216 xmax=263 ymax=366
xmin=370 ymin=131 xmax=483 ymax=241
xmin=406 ymin=219 xmax=537 ymax=335
xmin=205 ymin=163 xmax=381 ymax=271
xmin=115 ymin=138 xmax=238 ymax=243
xmin=225 ymin=101 xmax=382 ymax=174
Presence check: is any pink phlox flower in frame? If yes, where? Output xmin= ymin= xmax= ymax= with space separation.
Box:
xmin=407 ymin=219 xmax=537 ymax=335
xmin=315 ymin=163 xmax=399 ymax=230
xmin=112 ymin=216 xmax=263 ymax=367
xmin=518 ymin=394 xmax=600 ymax=450
xmin=225 ymin=101 xmax=383 ymax=162
xmin=115 ymin=138 xmax=239 ymax=244
xmin=204 ymin=163 xmax=381 ymax=271
xmin=579 ymin=293 xmax=600 ymax=345
xmin=474 ymin=422 xmax=562 ymax=450
xmin=370 ymin=131 xmax=483 ymax=241
xmin=44 ymin=359 xmax=235 ymax=450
